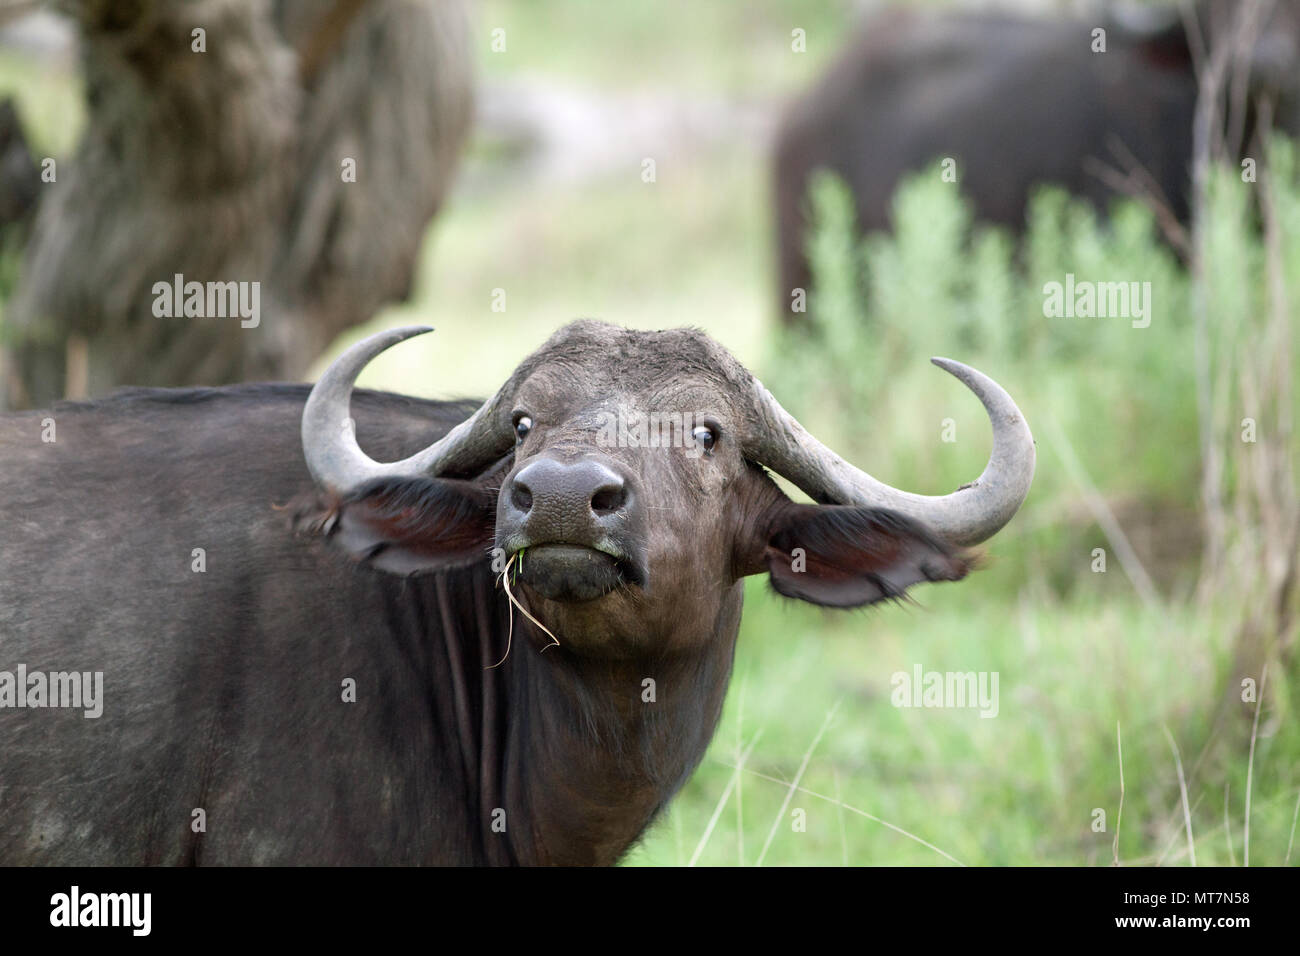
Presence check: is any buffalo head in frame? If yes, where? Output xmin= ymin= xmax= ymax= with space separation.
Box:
xmin=300 ymin=321 xmax=1034 ymax=654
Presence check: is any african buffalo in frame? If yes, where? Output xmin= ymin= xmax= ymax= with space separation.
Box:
xmin=0 ymin=321 xmax=1034 ymax=864
xmin=773 ymin=0 xmax=1300 ymax=318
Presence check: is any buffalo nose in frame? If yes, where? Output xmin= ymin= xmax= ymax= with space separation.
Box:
xmin=507 ymin=458 xmax=630 ymax=534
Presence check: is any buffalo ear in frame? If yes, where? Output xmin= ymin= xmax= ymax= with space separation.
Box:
xmin=762 ymin=505 xmax=973 ymax=608
xmin=294 ymin=475 xmax=498 ymax=575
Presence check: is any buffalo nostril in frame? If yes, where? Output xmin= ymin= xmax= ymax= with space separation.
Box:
xmin=510 ymin=457 xmax=629 ymax=525
xmin=510 ymin=481 xmax=533 ymax=513
xmin=590 ymin=481 xmax=627 ymax=516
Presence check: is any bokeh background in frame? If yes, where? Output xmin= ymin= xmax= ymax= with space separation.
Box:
xmin=1 ymin=0 xmax=1296 ymax=865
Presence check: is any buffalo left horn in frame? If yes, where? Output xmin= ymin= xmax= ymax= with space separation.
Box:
xmin=742 ymin=358 xmax=1035 ymax=547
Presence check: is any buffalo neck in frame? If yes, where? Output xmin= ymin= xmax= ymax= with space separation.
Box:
xmin=429 ymin=569 xmax=745 ymax=865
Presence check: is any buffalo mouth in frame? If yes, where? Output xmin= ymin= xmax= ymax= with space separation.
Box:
xmin=508 ymin=543 xmax=643 ymax=603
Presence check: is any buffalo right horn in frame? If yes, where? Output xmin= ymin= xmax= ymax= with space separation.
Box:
xmin=301 ymin=326 xmax=517 ymax=493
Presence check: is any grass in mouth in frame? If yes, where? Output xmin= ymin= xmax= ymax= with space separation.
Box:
xmin=490 ymin=548 xmax=560 ymax=669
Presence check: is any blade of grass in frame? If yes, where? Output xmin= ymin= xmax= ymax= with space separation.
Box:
xmin=719 ymin=760 xmax=966 ymax=866
xmin=1113 ymin=720 xmax=1125 ymax=866
xmin=1224 ymin=781 xmax=1236 ymax=867
xmin=1163 ymin=724 xmax=1197 ymax=866
xmin=688 ymin=729 xmax=763 ymax=867
xmin=736 ymin=676 xmax=746 ymax=867
xmin=833 ymin=765 xmax=848 ymax=867
xmin=1244 ymin=663 xmax=1267 ymax=867
xmin=1286 ymin=789 xmax=1300 ymax=865
xmin=755 ymin=701 xmax=840 ymax=867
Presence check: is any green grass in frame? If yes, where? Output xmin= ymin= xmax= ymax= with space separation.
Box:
xmin=626 ymin=583 xmax=1300 ymax=866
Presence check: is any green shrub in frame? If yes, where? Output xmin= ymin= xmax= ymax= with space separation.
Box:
xmin=765 ymin=151 xmax=1300 ymax=601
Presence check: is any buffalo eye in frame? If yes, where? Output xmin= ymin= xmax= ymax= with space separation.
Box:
xmin=692 ymin=424 xmax=717 ymax=454
xmin=514 ymin=415 xmax=533 ymax=443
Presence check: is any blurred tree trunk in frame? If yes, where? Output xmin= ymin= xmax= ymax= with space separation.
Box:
xmin=1 ymin=0 xmax=472 ymax=409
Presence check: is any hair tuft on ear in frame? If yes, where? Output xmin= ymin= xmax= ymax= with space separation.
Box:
xmin=763 ymin=505 xmax=974 ymax=608
xmin=293 ymin=474 xmax=500 ymax=576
